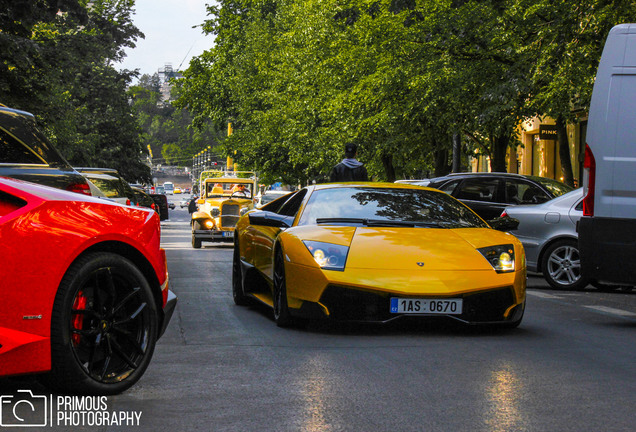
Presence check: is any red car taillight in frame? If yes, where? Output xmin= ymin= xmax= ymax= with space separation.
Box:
xmin=582 ymin=144 xmax=596 ymax=217
xmin=151 ymin=203 xmax=156 ymax=210
xmin=126 ymin=198 xmax=131 ymax=206
xmin=67 ymin=181 xmax=92 ymax=196
xmin=500 ymin=210 xmax=508 ymax=218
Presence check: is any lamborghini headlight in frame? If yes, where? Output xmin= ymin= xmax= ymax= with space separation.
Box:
xmin=303 ymin=241 xmax=349 ymax=271
xmin=478 ymin=244 xmax=515 ymax=273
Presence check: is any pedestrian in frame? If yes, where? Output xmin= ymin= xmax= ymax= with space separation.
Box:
xmin=188 ymin=196 xmax=198 ymax=214
xmin=329 ymin=143 xmax=368 ymax=182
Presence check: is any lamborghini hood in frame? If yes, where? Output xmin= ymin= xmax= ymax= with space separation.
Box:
xmin=346 ymin=227 xmax=503 ymax=271
xmin=290 ymin=225 xmax=518 ymax=272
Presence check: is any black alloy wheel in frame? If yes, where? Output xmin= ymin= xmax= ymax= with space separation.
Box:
xmin=272 ymin=248 xmax=293 ymax=327
xmin=542 ymin=239 xmax=589 ymax=290
xmin=232 ymin=236 xmax=249 ymax=305
xmin=50 ymin=252 xmax=158 ymax=394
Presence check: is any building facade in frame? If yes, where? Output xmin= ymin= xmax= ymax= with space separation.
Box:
xmin=470 ymin=115 xmax=588 ymax=186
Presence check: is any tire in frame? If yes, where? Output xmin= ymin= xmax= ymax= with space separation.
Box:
xmin=232 ymin=236 xmax=249 ymax=306
xmin=541 ymin=239 xmax=589 ymax=290
xmin=192 ymin=221 xmax=202 ymax=249
xmin=49 ymin=252 xmax=158 ymax=395
xmin=272 ymin=247 xmax=293 ymax=327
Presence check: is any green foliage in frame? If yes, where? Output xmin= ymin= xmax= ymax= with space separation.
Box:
xmin=130 ymin=75 xmax=224 ymax=168
xmin=176 ymin=0 xmax=636 ymax=183
xmin=0 ymin=0 xmax=151 ymax=182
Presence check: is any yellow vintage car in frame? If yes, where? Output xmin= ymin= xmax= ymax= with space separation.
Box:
xmin=191 ymin=172 xmax=256 ymax=248
xmin=232 ymin=182 xmax=526 ymax=327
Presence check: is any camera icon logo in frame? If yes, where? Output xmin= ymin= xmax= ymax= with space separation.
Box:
xmin=0 ymin=390 xmax=48 ymax=427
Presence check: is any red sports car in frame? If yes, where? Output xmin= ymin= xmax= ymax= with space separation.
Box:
xmin=0 ymin=177 xmax=176 ymax=394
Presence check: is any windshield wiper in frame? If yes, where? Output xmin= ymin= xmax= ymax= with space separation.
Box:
xmin=315 ymin=218 xmax=444 ymax=228
xmin=316 ymin=218 xmax=367 ymax=225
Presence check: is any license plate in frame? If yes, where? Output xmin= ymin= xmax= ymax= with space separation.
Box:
xmin=390 ymin=298 xmax=463 ymax=315
xmin=222 ymin=231 xmax=234 ymax=238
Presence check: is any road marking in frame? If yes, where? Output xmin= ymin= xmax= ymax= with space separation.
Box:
xmin=161 ymin=242 xmax=196 ymax=250
xmin=526 ymin=290 xmax=562 ymax=299
xmin=583 ymin=305 xmax=636 ymax=318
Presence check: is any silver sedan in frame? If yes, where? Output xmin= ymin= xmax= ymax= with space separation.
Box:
xmin=502 ymin=188 xmax=587 ymax=290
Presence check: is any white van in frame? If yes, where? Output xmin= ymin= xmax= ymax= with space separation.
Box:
xmin=579 ymin=24 xmax=636 ymax=285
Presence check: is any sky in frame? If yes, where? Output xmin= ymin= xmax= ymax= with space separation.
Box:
xmin=116 ymin=0 xmax=215 ymax=77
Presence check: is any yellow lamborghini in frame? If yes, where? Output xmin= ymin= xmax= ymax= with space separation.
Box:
xmin=232 ymin=183 xmax=526 ymax=327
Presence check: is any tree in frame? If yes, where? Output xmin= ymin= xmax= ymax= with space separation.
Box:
xmin=525 ymin=0 xmax=636 ymax=186
xmin=0 ymin=0 xmax=150 ymax=182
xmin=130 ymin=77 xmax=224 ymax=168
xmin=176 ymin=0 xmax=634 ymax=183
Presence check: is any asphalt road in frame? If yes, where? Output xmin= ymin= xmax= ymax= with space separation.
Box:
xmin=3 ymin=195 xmax=636 ymax=432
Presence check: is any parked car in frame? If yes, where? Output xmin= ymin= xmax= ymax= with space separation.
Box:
xmin=150 ymin=193 xmax=169 ymax=221
xmin=233 ymin=182 xmax=525 ymax=328
xmin=131 ymin=186 xmax=159 ymax=214
xmin=427 ymin=172 xmax=574 ymax=221
xmin=502 ymin=189 xmax=587 ymax=290
xmin=0 ymin=176 xmax=176 ymax=393
xmin=255 ymin=190 xmax=292 ymax=208
xmin=77 ymin=171 xmax=135 ymax=206
xmin=0 ymin=105 xmax=91 ymax=195
xmin=394 ymin=179 xmax=431 ymax=186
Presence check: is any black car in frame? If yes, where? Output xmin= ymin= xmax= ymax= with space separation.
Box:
xmin=149 ymin=193 xmax=169 ymax=221
xmin=0 ymin=106 xmax=90 ymax=194
xmin=427 ymin=172 xmax=574 ymax=221
xmin=131 ymin=186 xmax=159 ymax=214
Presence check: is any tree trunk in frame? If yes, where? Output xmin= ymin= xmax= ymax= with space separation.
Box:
xmin=556 ymin=116 xmax=575 ymax=187
xmin=452 ymin=132 xmax=462 ymax=172
xmin=381 ymin=154 xmax=396 ymax=182
xmin=489 ymin=133 xmax=509 ymax=172
xmin=433 ymin=145 xmax=450 ymax=177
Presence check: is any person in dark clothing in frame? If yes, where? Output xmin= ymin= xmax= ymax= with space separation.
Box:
xmin=188 ymin=196 xmax=199 ymax=214
xmin=329 ymin=143 xmax=368 ymax=182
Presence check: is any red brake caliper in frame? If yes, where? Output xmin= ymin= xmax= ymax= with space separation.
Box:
xmin=72 ymin=290 xmax=87 ymax=345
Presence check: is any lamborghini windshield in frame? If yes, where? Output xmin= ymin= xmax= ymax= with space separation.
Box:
xmin=298 ymin=187 xmax=487 ymax=228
